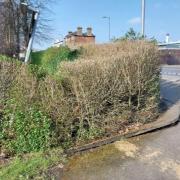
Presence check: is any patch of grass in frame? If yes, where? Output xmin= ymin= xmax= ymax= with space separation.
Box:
xmin=30 ymin=50 xmax=44 ymax=66
xmin=0 ymin=148 xmax=66 ymax=180
xmin=31 ymin=46 xmax=80 ymax=74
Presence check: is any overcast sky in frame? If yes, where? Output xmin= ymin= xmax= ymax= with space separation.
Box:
xmin=35 ymin=0 xmax=180 ymax=49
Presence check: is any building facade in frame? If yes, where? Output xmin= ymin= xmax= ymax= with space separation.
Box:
xmin=64 ymin=27 xmax=95 ymax=46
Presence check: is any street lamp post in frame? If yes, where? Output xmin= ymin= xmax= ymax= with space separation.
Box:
xmin=103 ymin=16 xmax=111 ymax=42
xmin=141 ymin=0 xmax=145 ymax=36
xmin=21 ymin=3 xmax=39 ymax=63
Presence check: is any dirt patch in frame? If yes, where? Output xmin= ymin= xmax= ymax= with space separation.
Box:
xmin=0 ymin=152 xmax=10 ymax=167
xmin=45 ymin=164 xmax=64 ymax=180
xmin=114 ymin=141 xmax=139 ymax=158
xmin=140 ymin=149 xmax=162 ymax=161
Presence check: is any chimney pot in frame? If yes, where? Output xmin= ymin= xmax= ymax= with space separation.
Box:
xmin=77 ymin=27 xmax=83 ymax=36
xmin=87 ymin=27 xmax=92 ymax=36
xmin=166 ymin=33 xmax=170 ymax=43
xmin=68 ymin=31 xmax=72 ymax=35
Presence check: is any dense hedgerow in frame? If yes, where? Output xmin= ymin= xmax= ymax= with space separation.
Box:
xmin=60 ymin=41 xmax=160 ymax=139
xmin=0 ymin=41 xmax=160 ymax=154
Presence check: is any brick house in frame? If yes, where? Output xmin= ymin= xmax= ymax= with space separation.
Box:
xmin=65 ymin=27 xmax=95 ymax=46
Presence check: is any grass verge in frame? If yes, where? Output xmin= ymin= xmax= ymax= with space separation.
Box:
xmin=31 ymin=46 xmax=80 ymax=74
xmin=0 ymin=148 xmax=66 ymax=180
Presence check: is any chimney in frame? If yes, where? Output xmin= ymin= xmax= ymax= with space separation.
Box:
xmin=87 ymin=27 xmax=92 ymax=36
xmin=68 ymin=31 xmax=72 ymax=35
xmin=77 ymin=27 xmax=83 ymax=36
xmin=165 ymin=33 xmax=170 ymax=43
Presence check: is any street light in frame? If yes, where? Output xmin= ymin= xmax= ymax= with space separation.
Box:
xmin=102 ymin=16 xmax=111 ymax=42
xmin=141 ymin=0 xmax=146 ymax=36
xmin=21 ymin=3 xmax=39 ymax=63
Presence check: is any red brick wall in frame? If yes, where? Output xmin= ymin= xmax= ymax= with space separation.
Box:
xmin=74 ymin=36 xmax=95 ymax=44
xmin=160 ymin=49 xmax=180 ymax=65
xmin=65 ymin=35 xmax=95 ymax=46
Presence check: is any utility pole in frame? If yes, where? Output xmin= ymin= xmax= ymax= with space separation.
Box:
xmin=141 ymin=0 xmax=145 ymax=36
xmin=103 ymin=16 xmax=111 ymax=41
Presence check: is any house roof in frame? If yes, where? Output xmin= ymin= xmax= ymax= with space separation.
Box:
xmin=65 ymin=31 xmax=95 ymax=38
xmin=158 ymin=41 xmax=180 ymax=49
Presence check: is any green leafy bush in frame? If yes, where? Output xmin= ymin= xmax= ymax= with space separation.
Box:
xmin=1 ymin=104 xmax=52 ymax=154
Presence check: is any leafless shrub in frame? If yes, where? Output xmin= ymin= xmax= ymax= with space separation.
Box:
xmin=0 ymin=61 xmax=20 ymax=104
xmin=60 ymin=41 xmax=160 ymax=136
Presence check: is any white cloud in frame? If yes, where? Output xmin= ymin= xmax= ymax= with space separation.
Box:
xmin=128 ymin=17 xmax=141 ymax=25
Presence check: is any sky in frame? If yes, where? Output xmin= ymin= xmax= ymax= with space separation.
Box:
xmin=35 ymin=0 xmax=180 ymax=49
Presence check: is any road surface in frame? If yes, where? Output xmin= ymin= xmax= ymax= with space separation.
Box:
xmin=63 ymin=66 xmax=180 ymax=180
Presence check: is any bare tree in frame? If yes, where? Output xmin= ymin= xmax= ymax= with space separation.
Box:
xmin=18 ymin=0 xmax=55 ymax=49
xmin=0 ymin=0 xmax=19 ymax=56
xmin=0 ymin=0 xmax=55 ymax=58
